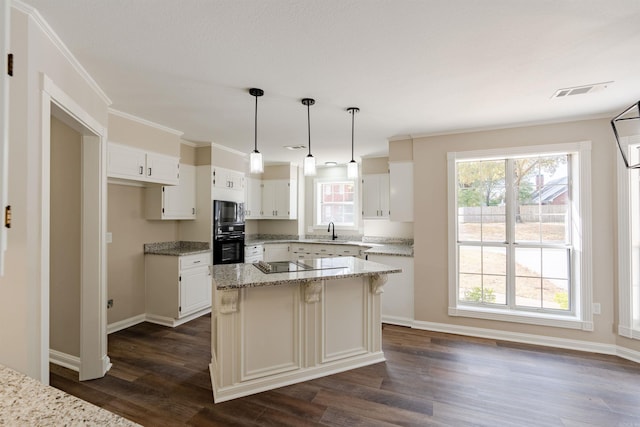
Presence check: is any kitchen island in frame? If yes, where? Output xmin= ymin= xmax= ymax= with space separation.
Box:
xmin=209 ymin=257 xmax=401 ymax=403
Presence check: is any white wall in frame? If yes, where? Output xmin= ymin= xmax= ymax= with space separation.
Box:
xmin=0 ymin=5 xmax=109 ymax=378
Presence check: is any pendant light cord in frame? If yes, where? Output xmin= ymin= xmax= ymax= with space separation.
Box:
xmin=254 ymin=94 xmax=258 ymax=152
xmin=351 ymin=109 xmax=355 ymax=161
xmin=307 ymin=103 xmax=311 ymax=156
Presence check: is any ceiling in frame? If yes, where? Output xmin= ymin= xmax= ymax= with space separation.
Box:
xmin=21 ymin=0 xmax=640 ymax=166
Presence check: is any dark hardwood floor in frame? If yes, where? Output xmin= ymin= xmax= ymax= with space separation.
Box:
xmin=50 ymin=315 xmax=640 ymax=426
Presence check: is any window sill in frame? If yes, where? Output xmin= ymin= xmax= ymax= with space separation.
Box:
xmin=449 ymin=305 xmax=592 ymax=331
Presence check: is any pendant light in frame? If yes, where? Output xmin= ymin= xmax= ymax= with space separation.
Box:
xmin=346 ymin=107 xmax=360 ymax=179
xmin=249 ymin=88 xmax=264 ymax=174
xmin=302 ymin=98 xmax=316 ymax=176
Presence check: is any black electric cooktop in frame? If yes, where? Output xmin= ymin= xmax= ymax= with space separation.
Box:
xmin=253 ymin=260 xmax=347 ymax=274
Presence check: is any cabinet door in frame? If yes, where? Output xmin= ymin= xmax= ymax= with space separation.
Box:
xmin=107 ymin=143 xmax=145 ymax=180
xmin=179 ymin=266 xmax=211 ymax=317
xmin=163 ymin=164 xmax=196 ymax=219
xmin=379 ymin=173 xmax=390 ymax=218
xmin=146 ymin=152 xmax=179 ymax=185
xmin=273 ymin=180 xmax=291 ymax=218
xmin=262 ymin=181 xmax=277 ymax=217
xmin=245 ymin=177 xmax=263 ymax=219
xmin=263 ymin=243 xmax=290 ymax=262
xmin=213 ymin=167 xmax=245 ymax=191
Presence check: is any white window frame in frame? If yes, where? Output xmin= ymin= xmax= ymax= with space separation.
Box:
xmin=617 ymin=135 xmax=640 ymax=339
xmin=312 ymin=176 xmax=359 ymax=231
xmin=447 ymin=141 xmax=593 ymax=330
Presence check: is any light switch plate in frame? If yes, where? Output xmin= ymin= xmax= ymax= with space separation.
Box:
xmin=593 ymin=302 xmax=601 ymax=314
xmin=106 ymin=232 xmax=112 ymax=243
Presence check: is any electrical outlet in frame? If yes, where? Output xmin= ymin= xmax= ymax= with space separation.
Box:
xmin=106 ymin=232 xmax=113 ymax=243
xmin=592 ymin=302 xmax=601 ymax=314
xmin=107 ymin=299 xmax=114 ymax=309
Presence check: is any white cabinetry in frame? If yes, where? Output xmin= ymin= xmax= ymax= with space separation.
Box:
xmin=389 ymin=162 xmax=413 ymax=222
xmin=290 ymin=243 xmax=363 ymax=260
xmin=145 ymin=252 xmax=211 ymax=326
xmin=245 ymin=177 xmax=263 ymax=219
xmin=145 ymin=164 xmax=196 ymax=220
xmin=362 ymin=173 xmax=389 ymax=219
xmin=263 ymin=243 xmax=290 ymax=262
xmin=244 ymin=244 xmax=263 ymax=263
xmin=107 ymin=142 xmax=179 ymax=185
xmin=261 ymin=180 xmax=297 ymax=219
xmin=367 ymin=254 xmax=414 ymax=326
xmin=213 ymin=167 xmax=244 ymax=191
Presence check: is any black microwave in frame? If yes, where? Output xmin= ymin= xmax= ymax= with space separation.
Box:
xmin=213 ymin=200 xmax=244 ymax=226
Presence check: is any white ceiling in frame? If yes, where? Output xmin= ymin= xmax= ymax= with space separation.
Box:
xmin=21 ymin=0 xmax=640 ymax=165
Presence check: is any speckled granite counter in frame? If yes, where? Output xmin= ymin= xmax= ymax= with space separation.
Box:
xmin=0 ymin=364 xmax=139 ymax=426
xmin=212 ymin=257 xmax=401 ymax=290
xmin=243 ymin=237 xmax=413 ymax=257
xmin=143 ymin=241 xmax=209 ymax=256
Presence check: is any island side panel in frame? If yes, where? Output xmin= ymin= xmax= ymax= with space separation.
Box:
xmin=322 ymin=277 xmax=368 ymax=362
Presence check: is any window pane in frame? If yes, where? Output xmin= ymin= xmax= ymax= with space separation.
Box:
xmin=483 ymin=247 xmax=506 ymax=275
xmin=542 ymin=248 xmax=569 ymax=279
xmin=515 ymin=247 xmax=541 ymax=277
xmin=459 ymin=274 xmax=481 ymax=301
xmin=484 ymin=275 xmax=506 ymax=305
xmin=317 ymin=180 xmax=356 ymax=226
xmin=482 ymin=214 xmax=505 ymax=242
xmin=543 ymin=279 xmax=569 ymax=310
xmin=541 ymin=211 xmax=567 ymax=243
xmin=516 ymin=277 xmax=542 ymax=308
xmin=459 ymin=246 xmax=481 ymax=274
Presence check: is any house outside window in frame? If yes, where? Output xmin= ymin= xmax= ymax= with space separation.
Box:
xmin=447 ymin=142 xmax=593 ymax=330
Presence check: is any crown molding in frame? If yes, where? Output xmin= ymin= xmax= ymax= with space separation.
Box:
xmin=211 ymin=142 xmax=248 ymax=158
xmin=108 ymin=108 xmax=183 ymax=136
xmin=12 ymin=0 xmax=112 ymax=106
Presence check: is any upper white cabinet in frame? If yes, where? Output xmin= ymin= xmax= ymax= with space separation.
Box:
xmin=362 ymin=173 xmax=390 ymax=219
xmin=213 ymin=167 xmax=244 ymax=191
xmin=262 ymin=180 xmax=297 ymax=219
xmin=389 ymin=162 xmax=413 ymax=222
xmin=145 ymin=164 xmax=196 ymax=220
xmin=245 ymin=177 xmax=263 ymax=219
xmin=245 ymin=178 xmax=297 ymax=220
xmin=107 ymin=142 xmax=179 ymax=186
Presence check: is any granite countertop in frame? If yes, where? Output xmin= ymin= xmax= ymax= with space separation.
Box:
xmin=0 ymin=364 xmax=139 ymax=426
xmin=212 ymin=257 xmax=401 ymax=290
xmin=144 ymin=241 xmax=209 ymax=256
xmin=244 ymin=236 xmax=414 ymax=257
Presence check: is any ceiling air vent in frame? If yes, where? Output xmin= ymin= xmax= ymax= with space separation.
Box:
xmin=552 ymin=81 xmax=613 ymax=99
xmin=284 ymin=145 xmax=307 ymax=150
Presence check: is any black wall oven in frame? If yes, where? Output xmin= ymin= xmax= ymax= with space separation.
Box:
xmin=213 ymin=200 xmax=245 ymax=265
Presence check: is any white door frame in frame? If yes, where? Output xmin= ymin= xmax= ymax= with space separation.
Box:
xmin=0 ymin=0 xmax=10 ymax=276
xmin=40 ymin=73 xmax=109 ymax=383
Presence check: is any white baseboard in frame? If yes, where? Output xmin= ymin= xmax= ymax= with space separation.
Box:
xmin=382 ymin=315 xmax=414 ymax=328
xmin=49 ymin=349 xmax=80 ymax=372
xmin=110 ymin=308 xmax=212 ymax=332
xmin=107 ymin=314 xmax=146 ymax=334
xmin=411 ymin=319 xmax=640 ymax=365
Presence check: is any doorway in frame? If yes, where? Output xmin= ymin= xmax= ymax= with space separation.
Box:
xmin=41 ymin=75 xmax=108 ymax=383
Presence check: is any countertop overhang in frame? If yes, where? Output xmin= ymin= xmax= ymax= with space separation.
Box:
xmin=212 ymin=257 xmax=401 ymax=290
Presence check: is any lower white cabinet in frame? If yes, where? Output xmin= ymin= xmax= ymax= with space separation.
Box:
xmin=290 ymin=243 xmax=363 ymax=260
xmin=367 ymin=254 xmax=414 ymax=326
xmin=263 ymin=243 xmax=290 ymax=262
xmin=244 ymin=244 xmax=263 ymax=263
xmin=145 ymin=252 xmax=211 ymax=326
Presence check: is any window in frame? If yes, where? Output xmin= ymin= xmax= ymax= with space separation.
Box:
xmin=315 ymin=180 xmax=356 ymax=226
xmin=617 ymin=135 xmax=640 ymax=340
xmin=448 ymin=142 xmax=593 ymax=330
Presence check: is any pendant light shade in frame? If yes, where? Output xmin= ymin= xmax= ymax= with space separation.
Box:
xmin=346 ymin=107 xmax=360 ymax=179
xmin=249 ymin=88 xmax=264 ymax=174
xmin=302 ymin=98 xmax=316 ymax=176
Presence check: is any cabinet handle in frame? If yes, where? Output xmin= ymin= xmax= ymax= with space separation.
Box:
xmin=139 ymin=165 xmax=143 ymax=175
xmin=148 ymin=167 xmax=152 ymax=176
xmin=193 ymin=260 xmax=201 ymax=264
xmin=192 ymin=208 xmax=195 ymax=214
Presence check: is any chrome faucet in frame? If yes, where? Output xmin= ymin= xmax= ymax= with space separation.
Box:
xmin=327 ymin=222 xmax=337 ymax=240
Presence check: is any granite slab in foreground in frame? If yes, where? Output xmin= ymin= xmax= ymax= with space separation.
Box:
xmin=212 ymin=257 xmax=401 ymax=290
xmin=0 ymin=364 xmax=139 ymax=426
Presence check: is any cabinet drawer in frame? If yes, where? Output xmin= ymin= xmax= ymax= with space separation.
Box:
xmin=244 ymin=245 xmax=263 ymax=257
xmin=337 ymin=247 xmax=361 ymax=256
xmin=180 ymin=252 xmax=211 ymax=270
